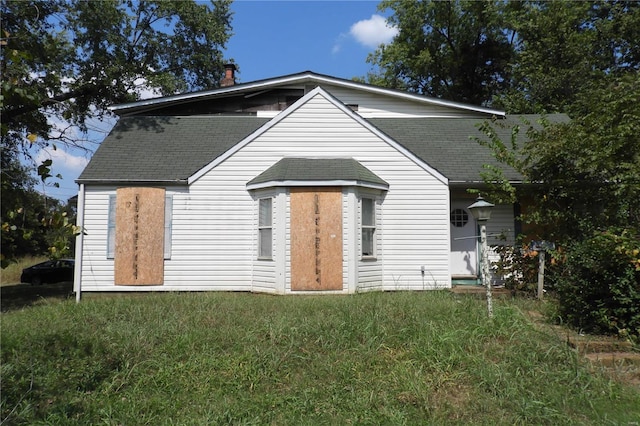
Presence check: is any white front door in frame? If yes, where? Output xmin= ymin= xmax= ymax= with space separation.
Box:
xmin=450 ymin=200 xmax=477 ymax=278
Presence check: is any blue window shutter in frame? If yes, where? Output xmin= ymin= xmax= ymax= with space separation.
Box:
xmin=107 ymin=195 xmax=116 ymax=258
xmin=164 ymin=195 xmax=173 ymax=259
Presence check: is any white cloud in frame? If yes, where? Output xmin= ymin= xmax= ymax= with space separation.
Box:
xmin=349 ymin=15 xmax=398 ymax=48
xmin=35 ymin=147 xmax=90 ymax=176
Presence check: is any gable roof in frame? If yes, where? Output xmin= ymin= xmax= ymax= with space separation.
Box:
xmin=108 ymin=71 xmax=504 ymax=118
xmin=246 ymin=157 xmax=389 ymax=190
xmin=77 ymin=116 xmax=269 ymax=184
xmin=187 ymin=86 xmax=448 ymax=186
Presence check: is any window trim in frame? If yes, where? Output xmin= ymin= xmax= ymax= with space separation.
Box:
xmin=258 ymin=197 xmax=273 ymax=260
xmin=361 ymin=196 xmax=376 ymax=258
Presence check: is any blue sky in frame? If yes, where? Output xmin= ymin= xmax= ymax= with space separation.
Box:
xmin=39 ymin=1 xmax=398 ymax=201
xmin=228 ymin=1 xmax=394 ymax=82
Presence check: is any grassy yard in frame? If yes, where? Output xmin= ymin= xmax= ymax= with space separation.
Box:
xmin=2 ymin=291 xmax=639 ymax=425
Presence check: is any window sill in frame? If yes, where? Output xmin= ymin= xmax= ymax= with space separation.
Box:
xmin=257 ymin=257 xmax=273 ymax=261
xmin=361 ymin=256 xmax=377 ymax=262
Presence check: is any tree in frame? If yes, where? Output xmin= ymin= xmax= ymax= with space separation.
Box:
xmin=1 ymin=0 xmax=233 ymax=155
xmin=477 ymin=74 xmax=639 ymax=239
xmin=368 ymin=0 xmax=516 ymax=105
xmin=497 ymin=1 xmax=640 ymax=114
xmin=476 ymin=74 xmax=640 ymax=338
xmin=0 ymin=155 xmax=61 ymax=266
xmin=1 ymin=0 xmax=234 ymax=265
xmin=369 ymin=1 xmax=640 ymax=113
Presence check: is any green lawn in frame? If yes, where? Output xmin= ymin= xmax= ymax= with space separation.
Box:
xmin=2 ymin=291 xmax=639 ymax=425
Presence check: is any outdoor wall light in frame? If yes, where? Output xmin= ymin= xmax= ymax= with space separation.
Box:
xmin=467 ymin=195 xmax=495 ymax=222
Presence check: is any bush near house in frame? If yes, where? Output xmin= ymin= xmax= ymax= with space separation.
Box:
xmin=555 ymin=228 xmax=640 ymax=340
xmin=492 ymin=228 xmax=640 ymax=341
xmin=491 ymin=240 xmax=544 ymax=295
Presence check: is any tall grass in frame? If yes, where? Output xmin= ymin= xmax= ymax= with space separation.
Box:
xmin=2 ymin=291 xmax=639 ymax=425
xmin=0 ymin=256 xmax=48 ymax=286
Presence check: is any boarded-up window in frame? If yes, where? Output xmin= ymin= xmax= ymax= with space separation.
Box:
xmin=258 ymin=198 xmax=273 ymax=259
xmin=108 ymin=193 xmax=173 ymax=260
xmin=109 ymin=187 xmax=168 ymax=286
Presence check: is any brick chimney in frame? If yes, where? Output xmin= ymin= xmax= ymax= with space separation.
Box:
xmin=220 ymin=63 xmax=236 ymax=87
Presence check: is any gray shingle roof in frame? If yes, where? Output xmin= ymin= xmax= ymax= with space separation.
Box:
xmin=78 ymin=116 xmax=270 ymax=183
xmin=78 ymin=113 xmax=568 ymax=185
xmin=247 ymin=158 xmax=388 ymax=188
xmin=368 ymin=114 xmax=569 ymax=182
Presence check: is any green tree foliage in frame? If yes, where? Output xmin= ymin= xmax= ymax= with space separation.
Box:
xmin=556 ymin=229 xmax=640 ymax=339
xmin=1 ymin=0 xmax=233 ymax=265
xmin=477 ymin=74 xmax=640 ymax=336
xmin=369 ymin=1 xmax=640 ymax=113
xmin=498 ymin=1 xmax=640 ymax=114
xmin=369 ymin=0 xmax=515 ymax=105
xmin=1 ymin=0 xmax=233 ymax=153
xmin=477 ymin=74 xmax=640 ymax=239
xmin=0 ymin=155 xmax=69 ymax=266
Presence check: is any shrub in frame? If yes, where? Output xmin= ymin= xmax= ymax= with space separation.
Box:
xmin=491 ymin=241 xmax=554 ymax=295
xmin=555 ymin=228 xmax=640 ymax=340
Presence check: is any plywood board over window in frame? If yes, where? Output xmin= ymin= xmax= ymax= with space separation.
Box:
xmin=114 ymin=187 xmax=165 ymax=285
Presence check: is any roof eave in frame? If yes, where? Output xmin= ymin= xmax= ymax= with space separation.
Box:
xmin=75 ymin=179 xmax=189 ymax=186
xmin=246 ymin=179 xmax=389 ymax=191
xmin=448 ymin=180 xmax=526 ymax=187
xmin=108 ymin=71 xmax=505 ymax=117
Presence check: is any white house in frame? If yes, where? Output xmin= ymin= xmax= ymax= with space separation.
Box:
xmin=74 ymin=68 xmax=563 ymax=296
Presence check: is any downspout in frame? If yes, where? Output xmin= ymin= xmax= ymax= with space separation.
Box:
xmin=74 ymin=183 xmax=85 ymax=303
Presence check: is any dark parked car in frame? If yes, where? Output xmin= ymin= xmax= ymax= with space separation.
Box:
xmin=20 ymin=259 xmax=74 ymax=285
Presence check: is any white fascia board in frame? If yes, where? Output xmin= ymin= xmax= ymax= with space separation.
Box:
xmin=246 ymin=180 xmax=389 ymax=191
xmin=108 ymin=71 xmax=505 ymax=117
xmin=75 ymin=179 xmax=188 ymax=186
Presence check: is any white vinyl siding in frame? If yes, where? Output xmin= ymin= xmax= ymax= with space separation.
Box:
xmin=79 ymin=90 xmax=451 ymax=293
xmin=201 ymin=91 xmax=451 ymax=292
